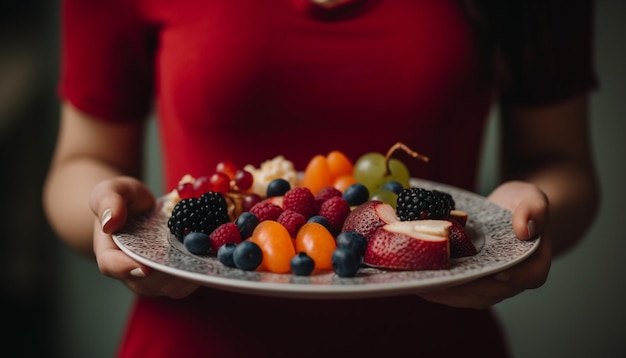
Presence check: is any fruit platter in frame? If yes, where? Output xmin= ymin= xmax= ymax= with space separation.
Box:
xmin=112 ymin=144 xmax=539 ymax=299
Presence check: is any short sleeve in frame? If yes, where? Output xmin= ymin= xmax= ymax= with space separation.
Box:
xmin=501 ymin=0 xmax=598 ymax=107
xmin=58 ymin=0 xmax=154 ymax=122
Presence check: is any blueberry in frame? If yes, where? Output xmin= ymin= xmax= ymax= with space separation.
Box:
xmin=235 ymin=212 xmax=259 ymax=239
xmin=233 ymin=241 xmax=263 ymax=271
xmin=217 ymin=243 xmax=238 ymax=267
xmin=342 ymin=183 xmax=370 ymax=206
xmin=307 ymin=215 xmax=332 ymax=232
xmin=183 ymin=232 xmax=211 ymax=255
xmin=290 ymin=252 xmax=315 ymax=276
xmin=381 ymin=180 xmax=404 ymax=195
xmin=266 ymin=178 xmax=291 ymax=197
xmin=335 ymin=231 xmax=367 ymax=259
xmin=332 ymin=247 xmax=360 ymax=278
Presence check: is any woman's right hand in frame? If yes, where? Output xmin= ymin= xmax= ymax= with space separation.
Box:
xmin=90 ymin=176 xmax=200 ymax=299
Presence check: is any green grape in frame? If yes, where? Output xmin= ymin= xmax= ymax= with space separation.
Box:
xmin=353 ymin=153 xmax=410 ymax=193
xmin=353 ymin=152 xmax=386 ymax=193
xmin=370 ymin=189 xmax=399 ymax=209
xmin=387 ymin=159 xmax=410 ymax=189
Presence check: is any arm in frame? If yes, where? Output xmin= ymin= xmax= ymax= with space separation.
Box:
xmin=419 ymin=93 xmax=599 ymax=308
xmin=498 ymin=93 xmax=600 ymax=256
xmin=43 ymin=102 xmax=199 ymax=298
xmin=43 ymin=102 xmax=147 ymax=256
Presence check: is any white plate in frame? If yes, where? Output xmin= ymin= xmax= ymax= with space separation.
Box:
xmin=112 ymin=178 xmax=539 ymax=299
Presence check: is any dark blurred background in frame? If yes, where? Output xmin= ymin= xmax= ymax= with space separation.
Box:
xmin=0 ymin=1 xmax=60 ymax=357
xmin=0 ymin=1 xmax=624 ymax=357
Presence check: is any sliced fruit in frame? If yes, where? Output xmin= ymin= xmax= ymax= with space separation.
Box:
xmin=447 ymin=219 xmax=477 ymax=258
xmin=364 ymin=220 xmax=451 ymax=270
xmin=341 ymin=200 xmax=397 ymax=240
xmin=449 ymin=209 xmax=468 ymax=227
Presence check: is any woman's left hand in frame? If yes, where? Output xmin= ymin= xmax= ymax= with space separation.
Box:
xmin=417 ymin=181 xmax=552 ymax=309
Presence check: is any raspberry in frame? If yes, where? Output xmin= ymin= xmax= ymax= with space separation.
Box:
xmin=282 ymin=187 xmax=318 ymax=219
xmin=249 ymin=199 xmax=284 ymax=222
xmin=209 ymin=222 xmax=242 ymax=253
xmin=318 ymin=196 xmax=351 ymax=234
xmin=396 ymin=188 xmax=455 ymax=221
xmin=315 ymin=186 xmax=342 ymax=203
xmin=167 ymin=192 xmax=231 ymax=240
xmin=277 ymin=210 xmax=307 ymax=237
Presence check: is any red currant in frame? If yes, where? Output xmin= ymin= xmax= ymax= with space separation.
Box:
xmin=234 ymin=170 xmax=253 ymax=191
xmin=177 ymin=182 xmax=195 ymax=199
xmin=216 ymin=160 xmax=237 ymax=180
xmin=210 ymin=172 xmax=231 ymax=194
xmin=242 ymin=193 xmax=263 ymax=212
xmin=193 ymin=176 xmax=212 ymax=195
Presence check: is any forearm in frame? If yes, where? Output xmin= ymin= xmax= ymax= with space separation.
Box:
xmin=43 ymin=156 xmax=127 ymax=256
xmin=500 ymin=94 xmax=600 ymax=256
xmin=44 ymin=103 xmax=147 ymax=257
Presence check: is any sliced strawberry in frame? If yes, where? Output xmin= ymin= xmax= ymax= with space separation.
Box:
xmin=342 ymin=200 xmax=397 ymax=240
xmin=447 ymin=219 xmax=477 ymax=258
xmin=364 ymin=220 xmax=451 ymax=270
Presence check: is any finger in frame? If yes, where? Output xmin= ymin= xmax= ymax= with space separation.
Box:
xmin=93 ymin=219 xmax=152 ymax=280
xmin=124 ymin=271 xmax=199 ymax=299
xmin=511 ymin=188 xmax=549 ymax=241
xmin=90 ymin=177 xmax=155 ymax=233
xmin=419 ymin=277 xmax=526 ymax=309
xmin=492 ymin=234 xmax=552 ymax=290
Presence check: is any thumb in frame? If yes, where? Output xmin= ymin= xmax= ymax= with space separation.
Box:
xmin=90 ymin=176 xmax=155 ymax=234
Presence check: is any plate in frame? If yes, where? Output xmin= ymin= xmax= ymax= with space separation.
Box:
xmin=112 ymin=178 xmax=539 ymax=299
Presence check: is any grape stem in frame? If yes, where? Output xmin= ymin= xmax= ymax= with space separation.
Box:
xmin=384 ymin=142 xmax=429 ymax=176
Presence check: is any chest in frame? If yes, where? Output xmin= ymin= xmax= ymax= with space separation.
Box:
xmin=141 ymin=0 xmax=482 ymax=128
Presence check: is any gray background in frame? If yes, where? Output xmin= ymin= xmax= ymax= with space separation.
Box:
xmin=0 ymin=1 xmax=623 ymax=357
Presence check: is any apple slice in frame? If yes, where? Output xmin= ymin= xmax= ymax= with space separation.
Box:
xmin=341 ymin=200 xmax=397 ymax=240
xmin=364 ymin=220 xmax=451 ymax=270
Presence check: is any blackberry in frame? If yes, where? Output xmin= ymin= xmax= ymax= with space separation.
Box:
xmin=167 ymin=192 xmax=231 ymax=241
xmin=396 ymin=188 xmax=455 ymax=221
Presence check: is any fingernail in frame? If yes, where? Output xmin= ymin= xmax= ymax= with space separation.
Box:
xmin=101 ymin=208 xmax=113 ymax=230
xmin=494 ymin=272 xmax=510 ymax=282
xmin=527 ymin=220 xmax=537 ymax=240
xmin=130 ymin=268 xmax=147 ymax=277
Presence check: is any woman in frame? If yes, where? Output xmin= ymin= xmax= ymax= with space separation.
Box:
xmin=44 ymin=0 xmax=599 ymax=356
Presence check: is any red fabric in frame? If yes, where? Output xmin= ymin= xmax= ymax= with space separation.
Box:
xmin=58 ymin=0 xmax=595 ymax=357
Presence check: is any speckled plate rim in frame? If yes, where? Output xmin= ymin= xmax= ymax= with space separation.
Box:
xmin=112 ymin=178 xmax=539 ymax=299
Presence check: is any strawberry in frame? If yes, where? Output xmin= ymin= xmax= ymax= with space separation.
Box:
xmin=341 ymin=200 xmax=397 ymax=240
xmin=249 ymin=200 xmax=284 ymax=222
xmin=364 ymin=220 xmax=451 ymax=270
xmin=447 ymin=219 xmax=477 ymax=258
xmin=318 ymin=196 xmax=351 ymax=234
xmin=282 ymin=187 xmax=318 ymax=219
xmin=449 ymin=210 xmax=468 ymax=227
xmin=209 ymin=222 xmax=242 ymax=253
xmin=277 ymin=210 xmax=307 ymax=237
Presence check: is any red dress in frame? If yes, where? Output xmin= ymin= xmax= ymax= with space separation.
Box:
xmin=59 ymin=0 xmax=596 ymax=356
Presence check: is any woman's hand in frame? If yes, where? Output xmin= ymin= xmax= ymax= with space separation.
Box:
xmin=418 ymin=181 xmax=552 ymax=309
xmin=90 ymin=176 xmax=200 ymax=299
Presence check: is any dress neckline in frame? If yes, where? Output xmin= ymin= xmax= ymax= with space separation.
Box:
xmin=290 ymin=0 xmax=382 ymax=21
